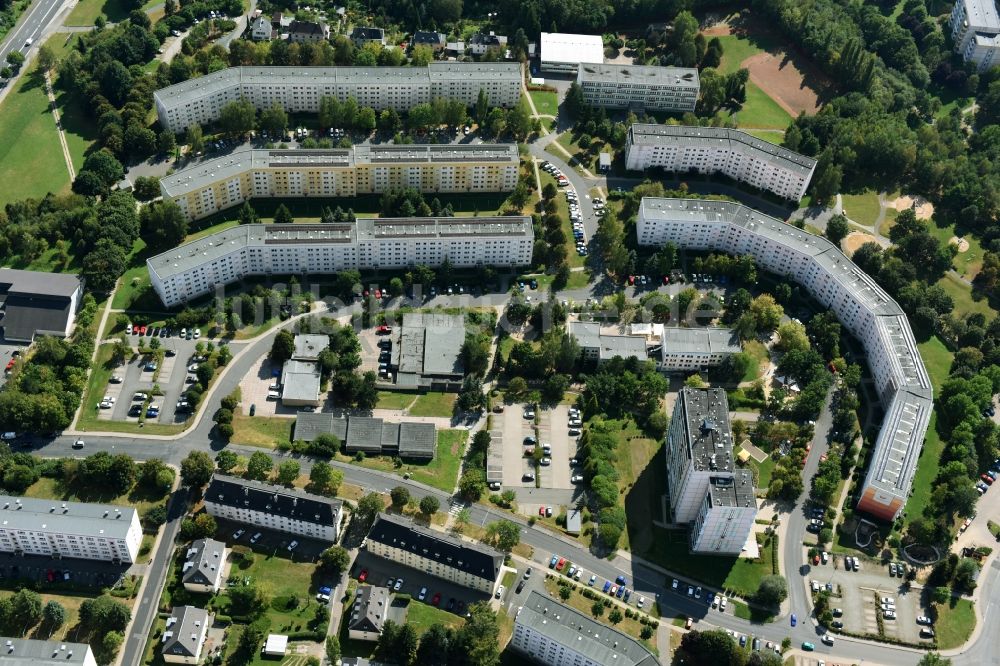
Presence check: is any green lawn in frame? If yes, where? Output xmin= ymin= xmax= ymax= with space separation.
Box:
xmin=529 ymin=89 xmax=559 ymax=117
xmin=404 ymin=598 xmax=466 ymax=635
xmin=715 ymin=33 xmax=779 ymax=76
xmin=841 ymin=191 xmax=883 ymax=228
xmin=231 ymin=414 xmax=295 ymax=447
xmin=409 ymin=392 xmax=457 ymax=417
xmin=742 ymin=339 xmax=769 ymax=382
xmin=933 ymin=598 xmax=975 ymax=649
xmin=376 ymin=390 xmax=417 ymax=410
xmin=917 ymin=335 xmax=954 ymax=394
xmin=405 ymin=429 xmax=466 ymax=492
xmin=743 ymin=129 xmax=785 ymax=145
xmin=0 ymin=590 xmax=94 ymax=642
xmin=903 ymin=412 xmax=944 ymax=525
xmin=0 ymin=69 xmax=71 ymax=208
xmin=726 ymin=81 xmax=793 ymax=130
xmin=67 ymin=0 xmax=167 ymax=25
xmin=215 ymin=552 xmax=322 ymax=634
xmin=749 ymin=454 xmax=775 ymax=490
xmin=936 ymin=273 xmax=996 ymax=319
xmin=926 ymin=218 xmax=986 ymax=281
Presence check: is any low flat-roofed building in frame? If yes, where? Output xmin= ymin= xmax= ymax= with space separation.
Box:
xmin=294 ymin=413 xmax=436 ymax=459
xmin=0 ymin=495 xmax=142 ymax=563
xmin=0 ymin=638 xmax=97 ymax=666
xmin=203 ymin=474 xmax=343 ymax=542
xmin=346 ymin=416 xmax=383 ymax=454
xmin=293 ymin=412 xmax=348 ymax=443
xmin=292 ymin=334 xmax=328 ymax=361
xmin=576 ymin=62 xmax=699 ymax=112
xmin=659 ymin=327 xmax=740 ymax=372
xmin=280 ymin=359 xmax=322 ymax=407
xmin=568 ymin=321 xmax=651 ymax=364
xmin=0 ymin=268 xmax=84 ymax=342
xmin=263 ymin=634 xmax=287 ymax=656
xmin=511 ymin=591 xmax=658 ymax=666
xmin=394 ymin=313 xmax=466 ymax=390
xmin=347 ymin=585 xmax=390 ymax=641
xmin=599 ymin=152 xmax=611 ymax=172
xmin=162 ymin=606 xmax=209 ymax=665
xmin=181 ymin=538 xmax=228 ymax=593
xmin=366 ymin=513 xmax=503 ymax=594
xmin=540 ymin=32 xmax=604 ymax=73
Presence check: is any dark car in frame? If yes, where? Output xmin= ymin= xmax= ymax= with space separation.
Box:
xmin=249 ymin=404 xmax=256 ymax=416
xmin=128 ymin=405 xmax=142 ymax=417
xmin=447 ymin=598 xmax=455 ymax=611
xmin=515 ymin=580 xmax=525 ymax=594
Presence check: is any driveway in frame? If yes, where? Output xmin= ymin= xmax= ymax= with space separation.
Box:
xmin=501 ymin=403 xmax=531 ymax=487
xmin=537 ymin=405 xmax=572 ymax=489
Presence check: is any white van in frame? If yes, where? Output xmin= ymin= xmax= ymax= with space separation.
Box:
xmin=24 ymin=38 xmax=33 ymax=48
xmin=267 ymin=390 xmax=281 ymax=400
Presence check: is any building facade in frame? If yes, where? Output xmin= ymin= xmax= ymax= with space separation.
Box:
xmin=659 ymin=327 xmax=741 ymax=373
xmin=203 ymin=474 xmax=344 ymax=542
xmin=181 ymin=538 xmax=228 ymax=593
xmin=539 ymin=32 xmax=604 ymax=73
xmin=161 ymin=606 xmax=209 ymax=665
xmin=153 ymin=63 xmax=522 ymax=134
xmin=287 ymin=20 xmax=329 ymax=42
xmin=0 ymin=268 xmax=83 ymax=342
xmin=950 ymin=0 xmax=1000 ymax=71
xmin=625 ymin=124 xmax=817 ymax=201
xmin=347 ymin=585 xmax=390 ymax=641
xmin=158 ymin=145 xmax=520 ymax=222
xmin=147 ymin=216 xmax=531 ymax=307
xmin=577 ymin=63 xmax=699 ymax=112
xmin=351 ymin=27 xmax=385 ymax=47
xmin=511 ymin=591 xmax=658 ymax=666
xmin=638 ymin=198 xmax=933 ymax=522
xmin=0 ymin=496 xmax=142 ymax=564
xmin=365 ymin=513 xmax=503 ymax=595
xmin=1 ymin=638 xmax=97 ymax=666
xmin=250 ymin=15 xmax=273 ymax=40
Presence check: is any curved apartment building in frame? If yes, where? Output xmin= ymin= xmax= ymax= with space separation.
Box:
xmin=637 ymin=198 xmax=933 ymax=522
xmin=153 ymin=62 xmax=522 ymax=134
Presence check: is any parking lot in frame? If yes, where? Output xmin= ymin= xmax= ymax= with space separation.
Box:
xmin=536 ymin=405 xmax=577 ymax=489
xmin=806 ymin=553 xmax=927 ymax=643
xmin=351 ymin=550 xmax=489 ymax=615
xmin=0 ymin=552 xmax=130 ymax=590
xmin=215 ymin=518 xmax=330 ymax=562
xmin=0 ymin=339 xmax=27 ymax=391
xmin=500 ymin=403 xmax=534 ymax=488
xmin=98 ymin=329 xmax=218 ymax=424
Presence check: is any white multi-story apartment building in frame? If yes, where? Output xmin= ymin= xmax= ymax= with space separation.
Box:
xmin=159 ymin=145 xmax=520 ymax=222
xmin=660 ymin=327 xmax=741 ymax=372
xmin=0 ymin=496 xmax=142 ymax=564
xmin=147 ymin=216 xmax=532 ymax=307
xmin=181 ymin=538 xmax=228 ymax=593
xmin=365 ymin=513 xmax=503 ymax=595
xmin=950 ymin=0 xmax=1000 ymax=71
xmin=664 ymin=387 xmax=757 ymax=555
xmin=153 ymin=63 xmax=522 ymax=133
xmin=2 ymin=638 xmax=97 ymax=666
xmin=625 ymin=124 xmax=817 ymax=201
xmin=639 ymin=198 xmax=933 ymax=522
xmin=511 ymin=591 xmax=658 ymax=666
xmin=577 ymin=63 xmax=700 ymax=112
xmin=161 ymin=606 xmax=209 ymax=665
xmin=203 ymin=475 xmax=344 ymax=542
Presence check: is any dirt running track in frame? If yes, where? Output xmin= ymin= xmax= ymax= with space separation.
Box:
xmin=742 ymin=52 xmax=825 ymax=117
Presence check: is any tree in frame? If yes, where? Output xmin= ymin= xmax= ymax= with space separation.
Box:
xmin=459 ymin=469 xmax=486 ymax=501
xmin=219 ymin=98 xmax=256 ymax=137
xmin=158 ymin=128 xmax=176 ymax=155
xmin=355 ymin=492 xmax=384 ymax=528
xmin=277 ymin=460 xmax=300 ymax=485
xmin=484 ymin=520 xmax=520 ymax=552
xmin=917 ymin=654 xmax=952 ymax=666
xmin=181 ymin=512 xmax=217 ymax=540
xmin=42 ymin=600 xmax=66 ymax=632
xmin=245 ymin=451 xmax=273 ymax=480
xmin=419 ymin=495 xmax=440 ymax=517
xmin=36 ymin=45 xmax=56 ymax=72
xmin=181 ymin=451 xmax=217 ymax=488
xmin=216 ymin=450 xmax=238 ymax=472
xmin=78 ymin=149 xmax=124 ymax=190
xmin=260 ymin=102 xmax=288 ymax=135
xmin=451 ymin=602 xmax=501 ymax=666
xmin=133 ymin=175 xmax=161 ymax=201
xmin=271 ymin=329 xmax=295 ymax=362
xmin=6 ymin=50 xmax=25 ymax=69
xmin=274 ymin=203 xmax=294 ymax=224
xmin=8 ymin=589 xmax=42 ymax=631
xmin=82 ymin=238 xmax=127 ymax=292
xmin=953 ymin=559 xmax=980 ymax=593
xmin=608 ymin=608 xmax=623 ymax=624
xmin=318 ymin=545 xmax=350 ymax=575
xmin=185 ymin=123 xmax=204 ymax=153
xmin=390 ymin=485 xmax=410 ymax=508
xmin=325 ymin=636 xmax=341 ymax=664
xmin=755 ymin=575 xmax=788 ymax=606
xmin=416 ymin=624 xmax=451 ymax=664
xmin=79 ymin=595 xmax=130 ymax=631
xmin=309 ymin=460 xmax=336 ymax=493
xmin=140 ymin=200 xmax=188 ymax=252
xmin=677 ymin=629 xmax=743 ymax=666
xmin=591 ymin=600 xmax=605 ymax=617
xmin=825 ymin=214 xmax=850 ymax=246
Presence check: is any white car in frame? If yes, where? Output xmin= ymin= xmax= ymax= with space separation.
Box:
xmin=495 ymin=585 xmax=505 ymax=599
xmin=233 ymin=529 xmax=245 ymax=539
xmin=916 ymin=616 xmax=933 ymax=625
xmin=821 ymin=635 xmax=835 ymax=646
xmin=394 ymin=578 xmax=404 ymax=591
xmin=250 ymin=532 xmax=262 ymax=543
xmin=571 ymin=475 xmax=584 ymax=483
xmin=287 ymin=540 xmax=298 ymax=551
xmin=418 ymin=586 xmax=428 ymax=601
xmin=719 ymin=596 xmax=727 ymax=611
xmin=883 ymin=609 xmax=896 ymax=620
xmin=637 ymin=596 xmax=645 ymax=608
xmin=880 ymin=596 xmax=895 ymax=605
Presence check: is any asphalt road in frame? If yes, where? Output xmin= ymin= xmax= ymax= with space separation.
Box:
xmin=0 ymin=0 xmax=66 ymax=84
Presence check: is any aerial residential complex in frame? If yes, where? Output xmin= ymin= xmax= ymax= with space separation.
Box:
xmin=576 ymin=63 xmax=700 ymax=112
xmin=950 ymin=0 xmax=1000 ymax=71
xmin=639 ymin=198 xmax=933 ymax=521
xmin=665 ymin=388 xmax=757 ymax=555
xmin=203 ymin=474 xmax=345 ymax=542
xmin=159 ymin=145 xmax=520 ymax=221
xmin=0 ymin=496 xmax=142 ymax=563
xmin=147 ymin=216 xmax=532 ymax=307
xmin=153 ymin=62 xmax=522 ymax=133
xmin=1 ymin=638 xmax=97 ymax=666
xmin=365 ymin=513 xmax=503 ymax=595
xmin=625 ymin=124 xmax=817 ymax=201
xmin=511 ymin=591 xmax=658 ymax=666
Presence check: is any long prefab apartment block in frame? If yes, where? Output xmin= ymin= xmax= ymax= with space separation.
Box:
xmin=153 ymin=62 xmax=522 ymax=134
xmin=638 ymin=198 xmax=933 ymax=522
xmin=147 ymin=216 xmax=532 ymax=307
xmin=625 ymin=124 xmax=817 ymax=201
xmin=576 ymin=63 xmax=699 ymax=112
xmin=1 ymin=638 xmax=97 ymax=666
xmin=159 ymin=145 xmax=520 ymax=221
xmin=0 ymin=495 xmax=142 ymax=563
xmin=203 ymin=474 xmax=344 ymax=542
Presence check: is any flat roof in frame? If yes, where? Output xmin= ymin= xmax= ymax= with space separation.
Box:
xmin=293 ymin=334 xmax=329 ymax=359
xmin=400 ymin=313 xmax=465 ymax=377
xmin=398 ymin=421 xmax=436 ymax=457
xmin=540 ymin=32 xmax=604 ymax=65
xmin=515 ymin=591 xmax=657 ymax=666
xmin=629 ymin=124 xmax=817 ymax=176
xmin=0 ymin=638 xmax=93 ymax=666
xmin=707 ymin=470 xmax=756 ymax=509
xmin=663 ymin=327 xmax=740 ymax=355
xmin=0 ymin=268 xmax=82 ymax=298
xmin=281 ymin=359 xmax=321 ymax=402
xmin=961 ymin=0 xmax=1000 ymax=28
xmin=577 ymin=62 xmax=700 ymax=90
xmin=293 ymin=412 xmax=347 ymax=442
xmin=674 ymin=388 xmax=735 ymax=473
xmin=347 ymin=416 xmax=383 ymax=452
xmin=567 ymin=321 xmax=650 ymax=360
xmin=0 ymin=495 xmax=137 ymax=540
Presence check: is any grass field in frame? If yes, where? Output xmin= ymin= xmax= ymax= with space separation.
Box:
xmin=743 ymin=129 xmax=784 ymax=144
xmin=742 ymin=339 xmax=769 ymax=382
xmin=376 ymin=390 xmax=417 ymax=410
xmin=937 ymin=273 xmax=996 ymax=319
xmin=529 ymin=89 xmax=559 ymax=116
xmin=0 ymin=589 xmax=93 ymax=642
xmin=749 ymin=454 xmax=775 ymax=490
xmin=67 ymin=0 xmax=168 ymax=26
xmin=934 ymin=598 xmax=975 ymax=649
xmin=917 ymin=335 xmax=954 ymax=394
xmin=904 ymin=335 xmax=952 ymax=525
xmin=404 ymin=598 xmax=466 ymax=635
xmin=927 ymin=218 xmax=986 ymax=280
xmin=405 ymin=429 xmax=466 ymax=492
xmin=841 ymin=191 xmax=883 ymax=228
xmin=215 ymin=552 xmax=322 ymax=634
xmin=231 ymin=414 xmax=295 ymax=447
xmin=0 ymin=69 xmax=70 ymax=208
xmin=712 ymin=32 xmax=792 ymax=130
xmin=408 ymin=391 xmax=457 ymax=417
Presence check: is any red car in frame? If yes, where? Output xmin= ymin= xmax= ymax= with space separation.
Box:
xmin=377 ymin=325 xmax=392 ymax=334
xmin=627 ymin=275 xmax=635 ymax=285
xmin=46 ymin=569 xmax=54 ymax=582
xmin=556 ymin=557 xmax=566 ymax=571
xmin=138 ymin=325 xmax=146 ymax=335
xmin=374 ymin=289 xmax=382 ymax=299
xmin=538 ymin=506 xmax=546 ymax=517
xmin=662 ymin=275 xmax=670 ymax=284
xmin=358 ymin=569 xmax=368 ymax=582
xmin=431 ymin=592 xmax=441 ymax=606
xmin=982 ymin=474 xmax=995 ymax=485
